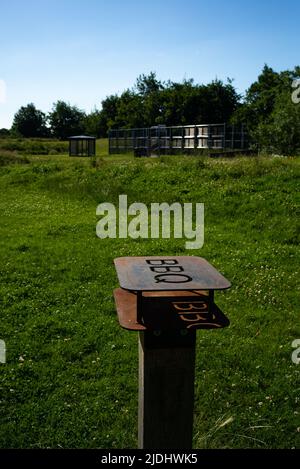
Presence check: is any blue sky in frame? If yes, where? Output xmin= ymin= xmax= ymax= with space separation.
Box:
xmin=0 ymin=0 xmax=299 ymax=128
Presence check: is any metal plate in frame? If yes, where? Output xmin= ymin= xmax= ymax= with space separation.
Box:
xmin=114 ymin=256 xmax=231 ymax=291
xmin=114 ymin=288 xmax=230 ymax=331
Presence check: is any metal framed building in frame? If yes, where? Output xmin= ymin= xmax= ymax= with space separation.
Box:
xmin=108 ymin=123 xmax=248 ymax=156
xmin=69 ymin=135 xmax=96 ymax=157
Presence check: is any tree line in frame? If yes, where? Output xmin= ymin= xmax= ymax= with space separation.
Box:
xmin=1 ymin=65 xmax=300 ymax=154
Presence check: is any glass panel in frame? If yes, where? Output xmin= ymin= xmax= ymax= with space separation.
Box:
xmin=198 ymin=126 xmax=208 ymax=136
xmin=198 ymin=138 xmax=208 ymax=148
xmin=213 ymin=139 xmax=223 ymax=148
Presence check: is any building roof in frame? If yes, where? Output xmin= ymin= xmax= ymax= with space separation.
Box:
xmin=68 ymin=135 xmax=96 ymax=140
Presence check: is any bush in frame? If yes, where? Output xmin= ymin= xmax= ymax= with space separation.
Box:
xmin=0 ymin=150 xmax=30 ymax=166
xmin=0 ymin=138 xmax=69 ymax=155
xmin=253 ymin=91 xmax=300 ymax=155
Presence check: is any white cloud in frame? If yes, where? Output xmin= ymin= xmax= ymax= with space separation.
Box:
xmin=0 ymin=80 xmax=7 ymax=104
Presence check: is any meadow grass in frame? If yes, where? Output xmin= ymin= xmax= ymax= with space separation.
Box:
xmin=0 ymin=137 xmax=69 ymax=155
xmin=0 ymin=140 xmax=299 ymax=448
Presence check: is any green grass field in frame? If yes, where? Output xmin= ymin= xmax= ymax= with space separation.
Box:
xmin=0 ymin=139 xmax=299 ymax=448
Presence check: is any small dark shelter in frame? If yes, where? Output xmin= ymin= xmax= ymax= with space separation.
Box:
xmin=69 ymin=135 xmax=96 ymax=157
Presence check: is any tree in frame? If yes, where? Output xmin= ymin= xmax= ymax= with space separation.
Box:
xmin=97 ymin=74 xmax=241 ymax=134
xmin=48 ymin=101 xmax=86 ymax=140
xmin=234 ymin=65 xmax=299 ymax=126
xmin=84 ymin=109 xmax=102 ymax=137
xmin=0 ymin=128 xmax=10 ymax=138
xmin=253 ymin=90 xmax=300 ymax=155
xmin=98 ymin=94 xmax=120 ymax=135
xmin=157 ymin=80 xmax=196 ymax=125
xmin=134 ymin=72 xmax=164 ymax=126
xmin=113 ymin=90 xmax=145 ymax=128
xmin=135 ymin=72 xmax=163 ymax=96
xmin=149 ymin=78 xmax=240 ymax=126
xmin=202 ymin=79 xmax=240 ymax=123
xmin=233 ymin=64 xmax=300 ymax=153
xmin=11 ymin=103 xmax=48 ymax=137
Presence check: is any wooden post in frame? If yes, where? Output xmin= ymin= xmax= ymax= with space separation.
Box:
xmin=181 ymin=126 xmax=185 ymax=152
xmin=133 ymin=129 xmax=136 ymax=153
xmin=138 ymin=330 xmax=196 ymax=449
xmin=194 ymin=125 xmax=198 ymax=150
xmin=241 ymin=124 xmax=245 ymax=149
xmin=113 ymin=256 xmax=231 ymax=450
xmin=147 ymin=127 xmax=150 ymax=157
xmin=158 ymin=127 xmax=161 ymax=157
xmin=116 ymin=130 xmax=119 ymax=153
xmin=208 ymin=124 xmax=212 ymax=149
xmin=169 ymin=127 xmax=173 ymax=154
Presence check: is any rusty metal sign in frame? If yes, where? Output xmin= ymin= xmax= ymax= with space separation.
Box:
xmin=114 ymin=256 xmax=231 ymax=291
xmin=113 ymin=256 xmax=231 ymax=333
xmin=114 ymin=288 xmax=229 ymax=331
